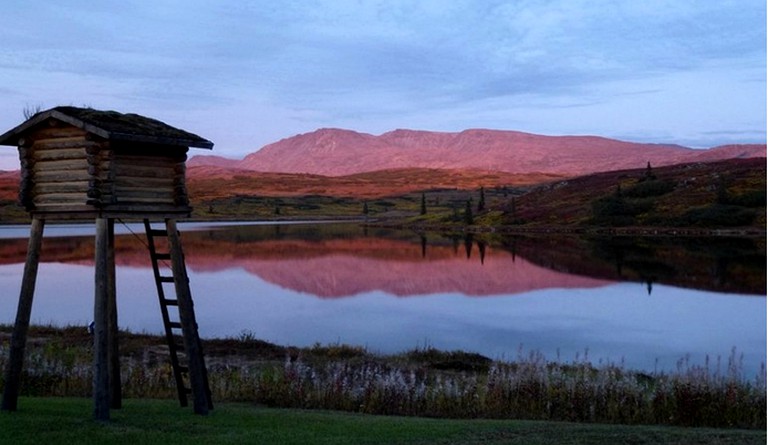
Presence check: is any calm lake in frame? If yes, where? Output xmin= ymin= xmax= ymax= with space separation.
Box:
xmin=0 ymin=221 xmax=765 ymax=376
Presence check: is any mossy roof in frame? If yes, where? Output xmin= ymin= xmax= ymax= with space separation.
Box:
xmin=0 ymin=106 xmax=213 ymax=149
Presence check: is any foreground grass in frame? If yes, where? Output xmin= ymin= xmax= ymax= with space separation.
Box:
xmin=2 ymin=397 xmax=765 ymax=445
xmin=2 ymin=325 xmax=765 ymax=430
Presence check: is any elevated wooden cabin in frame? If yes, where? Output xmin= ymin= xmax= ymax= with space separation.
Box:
xmin=0 ymin=106 xmax=213 ymax=219
xmin=0 ymin=107 xmax=215 ymax=420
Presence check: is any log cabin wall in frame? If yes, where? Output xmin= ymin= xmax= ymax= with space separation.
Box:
xmin=1 ymin=106 xmax=212 ymax=219
xmin=18 ymin=126 xmax=190 ymax=216
xmin=19 ymin=122 xmax=105 ymax=212
xmin=109 ymin=143 xmax=189 ymax=209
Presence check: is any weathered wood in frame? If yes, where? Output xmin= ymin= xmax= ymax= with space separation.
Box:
xmin=107 ymin=219 xmax=121 ymax=409
xmin=32 ymin=147 xmax=87 ymax=162
xmin=33 ymin=158 xmax=89 ymax=172
xmin=167 ymin=219 xmax=210 ymax=415
xmin=31 ymin=207 xmax=191 ymax=220
xmin=34 ymin=192 xmax=89 ymax=204
xmin=32 ymin=181 xmax=89 ymax=194
xmin=114 ymin=196 xmax=176 ymax=205
xmin=93 ymin=217 xmax=111 ymax=421
xmin=33 ymin=202 xmax=94 ymax=210
xmin=113 ymin=164 xmax=176 ymax=179
xmin=110 ymin=176 xmax=173 ymax=188
xmin=18 ymin=146 xmax=34 ymax=209
xmin=28 ymin=125 xmax=88 ymax=140
xmin=32 ymin=138 xmax=99 ymax=151
xmin=7 ymin=110 xmax=201 ymax=220
xmin=114 ymin=185 xmax=174 ymax=197
xmin=33 ymin=169 xmax=92 ymax=182
xmin=119 ymin=164 xmax=179 ymax=174
xmin=88 ymin=162 xmax=112 ymax=177
xmin=115 ymin=154 xmax=186 ymax=165
xmin=1 ymin=218 xmax=45 ymax=411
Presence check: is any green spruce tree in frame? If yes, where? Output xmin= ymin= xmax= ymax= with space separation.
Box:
xmin=464 ymin=199 xmax=474 ymax=225
xmin=477 ymin=186 xmax=486 ymax=212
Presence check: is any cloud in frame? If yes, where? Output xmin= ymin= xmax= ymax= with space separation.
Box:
xmin=0 ymin=0 xmax=763 ymax=161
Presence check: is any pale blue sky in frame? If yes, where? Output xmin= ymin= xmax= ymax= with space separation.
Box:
xmin=0 ymin=1 xmax=764 ymax=169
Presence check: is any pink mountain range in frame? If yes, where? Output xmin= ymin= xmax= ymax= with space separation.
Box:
xmin=189 ymin=128 xmax=765 ymax=176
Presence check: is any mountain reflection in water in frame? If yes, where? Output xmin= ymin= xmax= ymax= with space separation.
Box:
xmin=0 ymin=222 xmax=764 ymax=375
xmin=0 ymin=222 xmax=762 ymax=296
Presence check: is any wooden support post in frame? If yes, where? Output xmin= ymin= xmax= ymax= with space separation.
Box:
xmin=1 ymin=218 xmax=45 ymax=411
xmin=107 ymin=218 xmax=121 ymax=409
xmin=93 ymin=217 xmax=110 ymax=421
xmin=166 ymin=219 xmax=209 ymax=415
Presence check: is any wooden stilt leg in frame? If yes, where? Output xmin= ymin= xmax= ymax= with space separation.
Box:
xmin=107 ymin=218 xmax=121 ymax=409
xmin=93 ymin=217 xmax=110 ymax=421
xmin=166 ymin=219 xmax=209 ymax=415
xmin=1 ymin=217 xmax=45 ymax=411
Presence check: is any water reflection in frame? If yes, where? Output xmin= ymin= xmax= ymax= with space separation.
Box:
xmin=0 ymin=222 xmax=764 ymax=375
xmin=0 ymin=223 xmax=763 ymax=296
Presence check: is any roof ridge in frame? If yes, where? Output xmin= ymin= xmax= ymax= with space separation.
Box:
xmin=0 ymin=107 xmax=213 ymax=149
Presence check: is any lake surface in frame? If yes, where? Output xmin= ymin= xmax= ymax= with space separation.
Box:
xmin=0 ymin=221 xmax=764 ymax=376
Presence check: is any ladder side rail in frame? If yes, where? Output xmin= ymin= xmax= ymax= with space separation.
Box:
xmin=165 ymin=219 xmax=211 ymax=415
xmin=143 ymin=219 xmax=188 ymax=407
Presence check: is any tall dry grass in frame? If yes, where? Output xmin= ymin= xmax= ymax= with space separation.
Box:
xmin=0 ymin=337 xmax=764 ymax=429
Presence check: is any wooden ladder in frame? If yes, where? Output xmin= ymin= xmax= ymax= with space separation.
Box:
xmin=144 ymin=219 xmax=213 ymax=413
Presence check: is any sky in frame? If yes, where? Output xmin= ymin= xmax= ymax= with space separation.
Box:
xmin=0 ymin=1 xmax=764 ymax=169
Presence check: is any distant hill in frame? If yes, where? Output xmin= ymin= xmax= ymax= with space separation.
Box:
xmin=186 ymin=166 xmax=561 ymax=200
xmin=188 ymin=128 xmax=765 ymax=176
xmin=505 ymin=157 xmax=766 ymax=230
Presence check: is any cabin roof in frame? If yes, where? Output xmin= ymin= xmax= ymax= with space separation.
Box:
xmin=0 ymin=106 xmax=214 ymax=149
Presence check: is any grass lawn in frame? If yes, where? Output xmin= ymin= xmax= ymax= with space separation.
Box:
xmin=1 ymin=397 xmax=764 ymax=445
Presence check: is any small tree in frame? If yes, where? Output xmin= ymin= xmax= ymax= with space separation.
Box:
xmin=464 ymin=199 xmax=474 ymax=225
xmin=477 ymin=186 xmax=486 ymax=212
xmin=363 ymin=201 xmax=369 ymax=215
xmin=716 ymin=175 xmax=730 ymax=204
xmin=642 ymin=161 xmax=656 ymax=182
xmin=420 ymin=193 xmax=427 ymax=215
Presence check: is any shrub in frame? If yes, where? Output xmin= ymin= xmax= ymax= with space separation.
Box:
xmin=591 ymin=196 xmax=653 ymax=226
xmin=680 ymin=204 xmax=756 ymax=227
xmin=623 ymin=180 xmax=676 ymax=198
xmin=728 ymin=190 xmax=766 ymax=208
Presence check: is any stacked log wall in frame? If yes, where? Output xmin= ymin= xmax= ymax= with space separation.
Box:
xmin=21 ymin=125 xmax=107 ymax=211
xmin=16 ymin=123 xmax=191 ymax=216
xmin=110 ymin=145 xmax=188 ymax=207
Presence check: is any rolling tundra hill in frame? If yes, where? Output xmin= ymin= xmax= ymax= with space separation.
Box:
xmin=188 ymin=128 xmax=765 ymax=176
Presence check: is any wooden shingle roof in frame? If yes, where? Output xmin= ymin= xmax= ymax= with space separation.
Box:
xmin=0 ymin=106 xmax=213 ymax=149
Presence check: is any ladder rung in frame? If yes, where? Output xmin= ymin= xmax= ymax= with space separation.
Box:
xmin=159 ymin=276 xmax=175 ymax=283
xmin=178 ymin=366 xmax=189 ymax=373
xmin=162 ymin=299 xmax=179 ymax=306
xmin=168 ymin=322 xmax=182 ymax=329
xmin=153 ymin=253 xmax=172 ymax=261
xmin=149 ymin=229 xmax=168 ymax=237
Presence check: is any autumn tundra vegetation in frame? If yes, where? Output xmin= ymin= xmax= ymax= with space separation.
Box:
xmin=1 ymin=325 xmax=764 ymax=430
